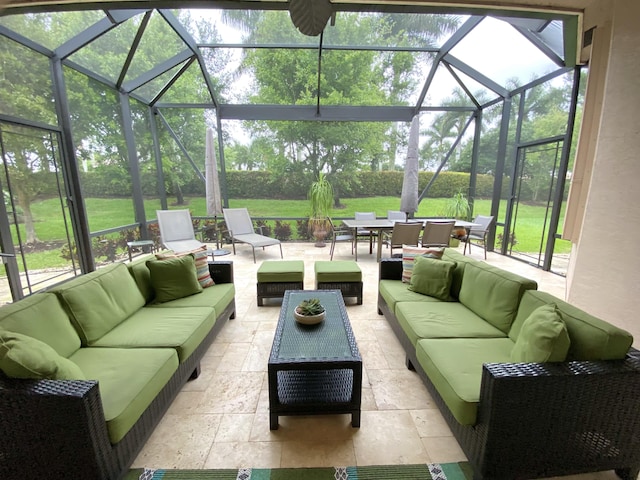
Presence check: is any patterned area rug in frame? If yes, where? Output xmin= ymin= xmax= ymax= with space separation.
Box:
xmin=125 ymin=462 xmax=473 ymax=480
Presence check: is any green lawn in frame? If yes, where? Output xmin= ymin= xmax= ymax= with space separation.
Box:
xmin=14 ymin=196 xmax=569 ymax=270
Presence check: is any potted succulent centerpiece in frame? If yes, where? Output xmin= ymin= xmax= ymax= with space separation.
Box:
xmin=293 ymin=297 xmax=326 ymax=325
xmin=307 ymin=172 xmax=334 ymax=247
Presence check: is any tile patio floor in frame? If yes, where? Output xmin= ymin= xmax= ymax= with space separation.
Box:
xmin=131 ymin=240 xmax=624 ymax=480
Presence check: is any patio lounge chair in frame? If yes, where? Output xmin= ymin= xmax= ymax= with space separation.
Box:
xmin=222 ymin=207 xmax=283 ymax=263
xmin=156 ymin=209 xmax=207 ymax=253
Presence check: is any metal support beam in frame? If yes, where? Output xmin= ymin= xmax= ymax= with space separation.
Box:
xmin=119 ymin=92 xmax=148 ymax=239
xmin=155 ymin=110 xmax=206 ymax=182
xmin=502 ymin=92 xmax=527 ymax=256
xmin=418 ymin=113 xmax=475 ymax=203
xmin=159 ymin=9 xmax=220 ymax=108
xmin=50 ymin=57 xmax=94 ymax=272
xmin=117 ymin=10 xmax=152 ymax=89
xmin=543 ymin=66 xmax=582 ymax=270
xmin=492 ymin=96 xmax=512 ymax=254
xmin=122 ymin=49 xmax=194 ymax=93
xmin=468 ymin=110 xmax=482 ymax=216
xmin=218 ymin=105 xmax=416 ymax=122
xmin=149 ymin=107 xmax=167 ymax=211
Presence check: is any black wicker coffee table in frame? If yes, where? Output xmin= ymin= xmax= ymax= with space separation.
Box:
xmin=268 ymin=290 xmax=362 ymax=430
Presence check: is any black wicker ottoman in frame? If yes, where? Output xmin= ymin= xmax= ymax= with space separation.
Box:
xmin=257 ymin=260 xmax=304 ymax=306
xmin=314 ymin=260 xmax=363 ymax=305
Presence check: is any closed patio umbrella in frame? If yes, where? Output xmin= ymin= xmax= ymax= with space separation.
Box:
xmin=400 ymin=115 xmax=420 ymax=218
xmin=205 ymin=127 xmax=228 ymax=254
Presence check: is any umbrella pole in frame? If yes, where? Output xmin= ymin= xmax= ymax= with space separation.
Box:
xmin=211 ymin=214 xmax=230 ymax=257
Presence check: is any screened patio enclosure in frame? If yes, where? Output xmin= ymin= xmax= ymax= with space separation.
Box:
xmin=0 ymin=2 xmax=583 ymax=302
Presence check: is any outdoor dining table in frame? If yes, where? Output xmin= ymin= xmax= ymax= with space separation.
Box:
xmin=341 ymin=218 xmax=480 ymax=262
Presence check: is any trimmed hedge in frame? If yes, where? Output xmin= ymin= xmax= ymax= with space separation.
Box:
xmin=74 ymin=169 xmax=545 ymax=201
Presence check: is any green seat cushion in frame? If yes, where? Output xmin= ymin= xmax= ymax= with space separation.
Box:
xmin=511 ymin=304 xmax=570 ymax=362
xmin=0 ymin=292 xmax=80 ymax=357
xmin=408 ymin=256 xmax=456 ymax=301
xmin=315 ymin=261 xmax=362 ymax=282
xmin=458 ymin=262 xmax=538 ymax=334
xmin=378 ymin=279 xmax=442 ymax=315
xmin=91 ymin=306 xmax=216 ymax=362
xmin=51 ymin=264 xmax=146 ymax=345
xmin=70 ymin=347 xmax=178 ymax=444
xmin=149 ymin=283 xmax=235 ymax=319
xmin=396 ymin=302 xmax=507 ymax=346
xmin=257 ymin=260 xmax=304 ymax=282
xmin=416 ymin=337 xmax=514 ymax=426
xmin=0 ymin=329 xmax=85 ymax=380
xmin=510 ymin=290 xmax=633 ymax=361
xmin=146 ymin=255 xmax=203 ymax=303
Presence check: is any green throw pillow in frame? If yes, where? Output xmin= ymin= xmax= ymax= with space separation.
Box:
xmin=408 ymin=256 xmax=457 ymax=301
xmin=146 ymin=254 xmax=203 ymax=303
xmin=511 ymin=304 xmax=570 ymax=362
xmin=0 ymin=329 xmax=85 ymax=380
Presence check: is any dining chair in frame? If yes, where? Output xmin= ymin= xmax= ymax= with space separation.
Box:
xmin=463 ymin=215 xmax=495 ymax=259
xmin=328 ymin=218 xmax=355 ymax=260
xmin=354 ymin=211 xmax=377 ymax=254
xmin=387 ymin=210 xmax=407 ymax=222
xmin=385 ymin=221 xmax=423 ymax=257
xmin=421 ymin=221 xmax=456 ymax=248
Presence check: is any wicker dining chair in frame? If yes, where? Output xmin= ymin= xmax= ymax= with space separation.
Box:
xmin=421 ymin=221 xmax=456 ymax=248
xmin=384 ymin=221 xmax=423 ymax=257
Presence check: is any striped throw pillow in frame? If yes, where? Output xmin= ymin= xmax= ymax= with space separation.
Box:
xmin=155 ymin=247 xmax=214 ymax=288
xmin=401 ymin=245 xmax=445 ymax=283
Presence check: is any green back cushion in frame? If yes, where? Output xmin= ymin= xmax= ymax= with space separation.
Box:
xmin=458 ymin=262 xmax=538 ymax=333
xmin=51 ymin=263 xmax=146 ymax=345
xmin=146 ymin=254 xmax=203 ymax=303
xmin=510 ymin=290 xmax=633 ymax=361
xmin=0 ymin=292 xmax=80 ymax=357
xmin=510 ymin=304 xmax=570 ymax=362
xmin=442 ymin=249 xmax=477 ymax=299
xmin=0 ymin=329 xmax=85 ymax=380
xmin=408 ymin=256 xmax=456 ymax=301
xmin=127 ymin=255 xmax=155 ymax=304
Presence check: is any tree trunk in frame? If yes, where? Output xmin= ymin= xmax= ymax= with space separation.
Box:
xmin=14 ymin=188 xmax=39 ymax=244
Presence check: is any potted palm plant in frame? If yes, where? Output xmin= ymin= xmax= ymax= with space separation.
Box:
xmin=443 ymin=192 xmax=471 ymax=247
xmin=307 ymin=172 xmax=334 ymax=247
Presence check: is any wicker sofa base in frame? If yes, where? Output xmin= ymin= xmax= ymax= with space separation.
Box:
xmin=377 ymin=289 xmax=640 ymax=480
xmin=317 ymin=281 xmax=363 ymax=305
xmin=257 ymin=281 xmax=303 ymax=306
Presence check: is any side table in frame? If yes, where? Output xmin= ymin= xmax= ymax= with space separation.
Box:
xmin=126 ymin=240 xmax=155 ymax=261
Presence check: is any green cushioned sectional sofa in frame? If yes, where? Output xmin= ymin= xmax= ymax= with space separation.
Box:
xmin=0 ymin=256 xmax=235 ymax=480
xmin=378 ymin=249 xmax=640 ymax=480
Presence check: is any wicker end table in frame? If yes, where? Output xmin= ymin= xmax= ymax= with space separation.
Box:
xmin=268 ymin=290 xmax=362 ymax=430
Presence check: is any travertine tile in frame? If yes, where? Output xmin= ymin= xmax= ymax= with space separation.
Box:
xmin=132 ymin=413 xmax=221 ymax=469
xmin=368 ymin=368 xmax=434 ymax=410
xmin=352 ymin=410 xmax=428 ymax=465
xmin=203 ymin=441 xmax=282 ymax=469
xmin=421 ymin=436 xmax=467 ymax=463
